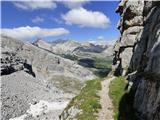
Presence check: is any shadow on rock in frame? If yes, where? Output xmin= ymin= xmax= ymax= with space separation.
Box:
xmin=118 ymin=86 xmax=138 ymax=120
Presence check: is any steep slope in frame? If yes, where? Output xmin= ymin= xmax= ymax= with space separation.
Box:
xmin=113 ymin=0 xmax=160 ymax=119
xmin=33 ymin=39 xmax=52 ymax=52
xmin=2 ymin=36 xmax=95 ymax=81
xmin=102 ymin=45 xmax=114 ymax=57
xmin=34 ymin=39 xmax=81 ymax=54
xmin=1 ymin=36 xmax=95 ymax=120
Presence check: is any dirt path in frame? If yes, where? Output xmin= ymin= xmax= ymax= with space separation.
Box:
xmin=97 ymin=77 xmax=115 ymax=120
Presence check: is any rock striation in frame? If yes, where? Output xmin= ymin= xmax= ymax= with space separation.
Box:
xmin=113 ymin=0 xmax=160 ymax=119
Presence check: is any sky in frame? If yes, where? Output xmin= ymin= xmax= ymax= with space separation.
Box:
xmin=1 ymin=1 xmax=120 ymax=43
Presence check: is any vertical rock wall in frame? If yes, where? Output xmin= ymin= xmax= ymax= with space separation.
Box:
xmin=113 ymin=0 xmax=160 ymax=119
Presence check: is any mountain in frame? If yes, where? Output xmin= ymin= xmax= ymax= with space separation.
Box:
xmin=73 ymin=42 xmax=106 ymax=53
xmin=102 ymin=45 xmax=114 ymax=56
xmin=33 ymin=39 xmax=52 ymax=52
xmin=52 ymin=40 xmax=81 ymax=54
xmin=34 ymin=39 xmax=81 ymax=54
xmin=1 ymin=35 xmax=95 ymax=120
xmin=33 ymin=39 xmax=113 ymax=57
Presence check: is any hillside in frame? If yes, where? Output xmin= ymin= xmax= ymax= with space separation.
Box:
xmin=1 ymin=35 xmax=96 ymax=120
xmin=33 ymin=39 xmax=113 ymax=78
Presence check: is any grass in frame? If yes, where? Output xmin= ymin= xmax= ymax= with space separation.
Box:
xmin=78 ymin=56 xmax=112 ymax=78
xmin=61 ymin=79 xmax=102 ymax=120
xmin=109 ymin=77 xmax=137 ymax=120
xmin=93 ymin=57 xmax=112 ymax=69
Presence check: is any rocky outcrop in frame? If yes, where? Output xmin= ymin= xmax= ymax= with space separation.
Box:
xmin=1 ymin=52 xmax=25 ymax=75
xmin=113 ymin=0 xmax=160 ymax=120
xmin=1 ymin=51 xmax=35 ymax=77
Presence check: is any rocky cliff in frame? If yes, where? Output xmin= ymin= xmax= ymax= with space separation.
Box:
xmin=113 ymin=0 xmax=160 ymax=119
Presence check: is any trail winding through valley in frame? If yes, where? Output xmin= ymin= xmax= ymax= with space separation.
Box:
xmin=97 ymin=77 xmax=115 ymax=120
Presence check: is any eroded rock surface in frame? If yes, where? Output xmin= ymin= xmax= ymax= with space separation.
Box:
xmin=113 ymin=0 xmax=160 ymax=119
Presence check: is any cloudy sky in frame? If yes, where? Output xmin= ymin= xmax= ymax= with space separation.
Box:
xmin=1 ymin=1 xmax=120 ymax=43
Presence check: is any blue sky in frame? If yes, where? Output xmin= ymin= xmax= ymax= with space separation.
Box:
xmin=1 ymin=1 xmax=120 ymax=43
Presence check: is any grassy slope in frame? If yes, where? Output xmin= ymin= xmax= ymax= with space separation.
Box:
xmin=62 ymin=79 xmax=102 ymax=120
xmin=60 ymin=54 xmax=112 ymax=120
xmin=109 ymin=77 xmax=137 ymax=120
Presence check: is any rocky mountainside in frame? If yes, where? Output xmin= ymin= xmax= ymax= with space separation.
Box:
xmin=1 ymin=35 xmax=95 ymax=120
xmin=102 ymin=45 xmax=114 ymax=57
xmin=33 ymin=39 xmax=112 ymax=56
xmin=113 ymin=0 xmax=160 ymax=119
xmin=34 ymin=39 xmax=81 ymax=54
xmin=73 ymin=42 xmax=106 ymax=53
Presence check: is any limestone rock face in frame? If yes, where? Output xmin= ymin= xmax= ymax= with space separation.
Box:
xmin=114 ymin=0 xmax=160 ymax=119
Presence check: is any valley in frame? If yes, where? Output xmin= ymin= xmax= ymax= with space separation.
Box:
xmin=1 ymin=0 xmax=160 ymax=120
xmin=1 ymin=35 xmax=113 ymax=120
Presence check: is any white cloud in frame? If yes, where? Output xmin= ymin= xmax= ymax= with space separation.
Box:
xmin=1 ymin=26 xmax=70 ymax=40
xmin=98 ymin=36 xmax=104 ymax=40
xmin=62 ymin=0 xmax=88 ymax=9
xmin=62 ymin=7 xmax=110 ymax=28
xmin=32 ymin=16 xmax=44 ymax=23
xmin=13 ymin=1 xmax=57 ymax=10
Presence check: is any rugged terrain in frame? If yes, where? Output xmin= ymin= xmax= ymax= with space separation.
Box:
xmin=33 ymin=39 xmax=113 ymax=58
xmin=113 ymin=0 xmax=160 ymax=119
xmin=34 ymin=39 xmax=113 ymax=78
xmin=2 ymin=0 xmax=159 ymax=120
xmin=1 ymin=35 xmax=96 ymax=120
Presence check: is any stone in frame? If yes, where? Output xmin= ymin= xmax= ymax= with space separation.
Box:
xmin=120 ymin=47 xmax=133 ymax=69
xmin=113 ymin=1 xmax=160 ymax=119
